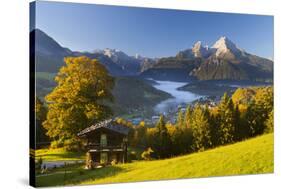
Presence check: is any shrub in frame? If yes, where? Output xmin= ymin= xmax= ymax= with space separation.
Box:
xmin=63 ymin=138 xmax=83 ymax=151
xmin=50 ymin=140 xmax=63 ymax=149
xmin=141 ymin=147 xmax=154 ymax=161
xmin=111 ymin=159 xmax=117 ymax=165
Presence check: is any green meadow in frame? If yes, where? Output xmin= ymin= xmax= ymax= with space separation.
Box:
xmin=36 ymin=133 xmax=273 ymax=187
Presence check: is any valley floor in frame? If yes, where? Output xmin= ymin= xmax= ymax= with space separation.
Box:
xmin=36 ymin=133 xmax=273 ymax=187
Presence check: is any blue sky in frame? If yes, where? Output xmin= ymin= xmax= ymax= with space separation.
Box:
xmin=34 ymin=1 xmax=273 ymax=59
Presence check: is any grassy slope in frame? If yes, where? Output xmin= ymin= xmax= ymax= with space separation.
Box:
xmin=36 ymin=133 xmax=273 ymax=187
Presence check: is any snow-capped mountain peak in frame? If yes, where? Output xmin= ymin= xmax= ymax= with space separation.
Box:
xmin=192 ymin=41 xmax=209 ymax=58
xmin=193 ymin=41 xmax=202 ymax=49
xmin=212 ymin=36 xmax=240 ymax=57
xmin=103 ymin=48 xmax=122 ymax=58
xmin=93 ymin=48 xmax=132 ymax=63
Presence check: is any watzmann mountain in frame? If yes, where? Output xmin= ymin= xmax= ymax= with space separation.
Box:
xmin=32 ymin=29 xmax=273 ymax=81
xmin=143 ymin=36 xmax=273 ymax=81
xmin=190 ymin=37 xmax=273 ymax=80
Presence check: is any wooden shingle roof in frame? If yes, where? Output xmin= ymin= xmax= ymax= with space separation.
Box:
xmin=77 ymin=119 xmax=130 ymax=137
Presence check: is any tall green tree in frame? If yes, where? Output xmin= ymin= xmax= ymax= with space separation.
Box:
xmin=184 ymin=105 xmax=192 ymax=128
xmin=244 ymin=87 xmax=273 ymax=136
xmin=244 ymin=101 xmax=259 ymax=137
xmin=154 ymin=115 xmax=172 ymax=158
xmin=254 ymin=87 xmax=273 ymax=116
xmin=132 ymin=121 xmax=147 ymax=147
xmin=209 ymin=112 xmax=220 ymax=147
xmin=254 ymin=87 xmax=273 ymax=133
xmin=265 ymin=110 xmax=273 ymax=133
xmin=233 ymin=104 xmax=242 ymax=141
xmin=166 ymin=122 xmax=192 ymax=155
xmin=190 ymin=104 xmax=212 ymax=152
xmin=156 ymin=114 xmax=166 ymax=131
xmin=176 ymin=109 xmax=185 ymax=128
xmin=43 ymin=56 xmax=114 ymax=147
xmin=217 ymin=93 xmax=236 ymax=145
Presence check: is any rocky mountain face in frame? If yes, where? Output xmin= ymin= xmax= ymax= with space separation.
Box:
xmin=32 ymin=29 xmax=273 ymax=81
xmin=142 ymin=36 xmax=273 ymax=81
xmin=32 ymin=29 xmax=72 ymax=72
xmin=190 ymin=37 xmax=273 ymax=80
xmin=93 ymin=48 xmax=142 ymax=75
xmin=212 ymin=36 xmax=242 ymax=60
xmin=176 ymin=41 xmax=212 ymax=59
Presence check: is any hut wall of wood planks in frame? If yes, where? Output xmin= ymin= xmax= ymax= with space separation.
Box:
xmin=77 ymin=119 xmax=130 ymax=169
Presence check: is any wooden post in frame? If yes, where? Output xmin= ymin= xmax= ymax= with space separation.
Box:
xmin=124 ymin=137 xmax=128 ymax=163
xmin=86 ymin=151 xmax=93 ymax=169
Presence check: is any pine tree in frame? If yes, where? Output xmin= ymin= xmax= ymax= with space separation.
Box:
xmin=217 ymin=93 xmax=236 ymax=145
xmin=132 ymin=121 xmax=147 ymax=147
xmin=254 ymin=87 xmax=273 ymax=134
xmin=190 ymin=104 xmax=212 ymax=152
xmin=244 ymin=87 xmax=273 ymax=137
xmin=156 ymin=115 xmax=166 ymax=132
xmin=209 ymin=112 xmax=220 ymax=147
xmin=233 ymin=105 xmax=242 ymax=141
xmin=176 ymin=108 xmax=184 ymax=128
xmin=244 ymin=101 xmax=258 ymax=137
xmin=184 ymin=105 xmax=192 ymax=128
xmin=265 ymin=110 xmax=273 ymax=133
xmin=155 ymin=115 xmax=172 ymax=158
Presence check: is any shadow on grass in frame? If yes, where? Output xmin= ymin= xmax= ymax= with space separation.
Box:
xmin=36 ymin=165 xmax=125 ymax=187
xmin=37 ymin=151 xmax=85 ymax=160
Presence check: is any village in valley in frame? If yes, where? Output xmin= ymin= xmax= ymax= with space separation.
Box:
xmin=128 ymin=95 xmax=221 ymax=126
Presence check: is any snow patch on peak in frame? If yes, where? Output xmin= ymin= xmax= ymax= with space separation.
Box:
xmin=193 ymin=41 xmax=202 ymax=48
xmin=212 ymin=36 xmax=240 ymax=57
xmin=192 ymin=41 xmax=209 ymax=58
xmin=93 ymin=48 xmax=133 ymax=63
xmin=135 ymin=53 xmax=143 ymax=60
xmin=103 ymin=48 xmax=122 ymax=57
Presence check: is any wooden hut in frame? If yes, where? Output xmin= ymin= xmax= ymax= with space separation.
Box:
xmin=77 ymin=119 xmax=130 ymax=168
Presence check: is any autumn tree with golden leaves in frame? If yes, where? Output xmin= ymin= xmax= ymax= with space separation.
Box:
xmin=43 ymin=56 xmax=114 ymax=148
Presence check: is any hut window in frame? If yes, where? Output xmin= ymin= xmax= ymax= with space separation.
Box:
xmin=100 ymin=134 xmax=107 ymax=147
